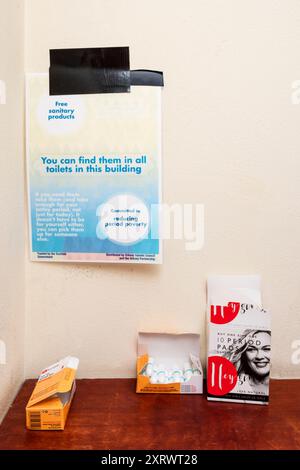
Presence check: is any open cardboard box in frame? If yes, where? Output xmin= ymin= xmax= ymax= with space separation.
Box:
xmin=26 ymin=356 xmax=79 ymax=430
xmin=136 ymin=332 xmax=203 ymax=394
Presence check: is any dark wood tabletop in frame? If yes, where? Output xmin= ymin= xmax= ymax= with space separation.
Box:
xmin=0 ymin=379 xmax=299 ymax=450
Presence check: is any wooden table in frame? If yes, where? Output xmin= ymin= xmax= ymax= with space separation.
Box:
xmin=0 ymin=379 xmax=299 ymax=450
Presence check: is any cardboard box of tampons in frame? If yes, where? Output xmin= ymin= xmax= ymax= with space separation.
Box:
xmin=26 ymin=356 xmax=79 ymax=430
xmin=136 ymin=332 xmax=203 ymax=394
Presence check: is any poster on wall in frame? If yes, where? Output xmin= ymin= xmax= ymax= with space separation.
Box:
xmin=26 ymin=73 xmax=162 ymax=263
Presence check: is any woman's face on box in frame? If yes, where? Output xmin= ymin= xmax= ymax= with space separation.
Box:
xmin=245 ymin=332 xmax=271 ymax=377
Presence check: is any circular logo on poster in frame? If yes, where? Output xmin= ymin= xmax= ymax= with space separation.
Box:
xmin=96 ymin=194 xmax=150 ymax=244
xmin=37 ymin=94 xmax=85 ymax=135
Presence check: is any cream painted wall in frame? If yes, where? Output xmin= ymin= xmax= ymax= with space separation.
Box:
xmin=0 ymin=1 xmax=25 ymax=421
xmin=25 ymin=0 xmax=300 ymax=378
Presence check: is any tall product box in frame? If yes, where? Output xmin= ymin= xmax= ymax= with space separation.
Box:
xmin=207 ymin=276 xmax=271 ymax=404
xmin=26 ymin=356 xmax=79 ymax=430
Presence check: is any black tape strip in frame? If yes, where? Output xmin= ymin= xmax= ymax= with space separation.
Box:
xmin=130 ymin=69 xmax=164 ymax=87
xmin=49 ymin=47 xmax=164 ymax=95
xmin=49 ymin=47 xmax=130 ymax=95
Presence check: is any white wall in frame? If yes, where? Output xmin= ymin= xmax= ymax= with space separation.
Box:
xmin=24 ymin=0 xmax=300 ymax=378
xmin=0 ymin=0 xmax=25 ymax=421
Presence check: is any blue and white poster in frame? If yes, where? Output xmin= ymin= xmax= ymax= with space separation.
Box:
xmin=26 ymin=74 xmax=162 ymax=263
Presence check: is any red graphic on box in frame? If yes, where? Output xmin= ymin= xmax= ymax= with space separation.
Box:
xmin=207 ymin=356 xmax=238 ymax=396
xmin=210 ymin=302 xmax=240 ymax=324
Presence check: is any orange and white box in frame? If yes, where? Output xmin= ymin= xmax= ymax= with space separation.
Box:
xmin=26 ymin=356 xmax=79 ymax=430
xmin=136 ymin=332 xmax=203 ymax=394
